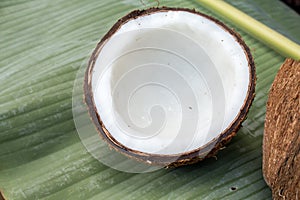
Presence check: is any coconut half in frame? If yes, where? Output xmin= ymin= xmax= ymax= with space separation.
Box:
xmin=84 ymin=7 xmax=255 ymax=167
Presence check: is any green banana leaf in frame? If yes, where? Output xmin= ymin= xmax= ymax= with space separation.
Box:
xmin=0 ymin=0 xmax=299 ymax=199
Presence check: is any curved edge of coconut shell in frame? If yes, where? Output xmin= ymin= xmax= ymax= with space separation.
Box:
xmin=0 ymin=190 xmax=6 ymax=200
xmin=84 ymin=7 xmax=256 ymax=167
xmin=263 ymin=58 xmax=300 ymax=199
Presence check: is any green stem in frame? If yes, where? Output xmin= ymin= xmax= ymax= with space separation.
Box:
xmin=197 ymin=0 xmax=300 ymax=60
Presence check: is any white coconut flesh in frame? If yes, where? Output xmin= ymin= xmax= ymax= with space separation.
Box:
xmin=91 ymin=10 xmax=250 ymax=155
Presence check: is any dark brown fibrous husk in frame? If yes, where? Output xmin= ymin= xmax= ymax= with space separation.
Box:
xmin=0 ymin=190 xmax=6 ymax=200
xmin=263 ymin=58 xmax=300 ymax=199
xmin=84 ymin=7 xmax=256 ymax=167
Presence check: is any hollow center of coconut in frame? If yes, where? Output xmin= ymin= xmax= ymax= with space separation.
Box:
xmin=91 ymin=10 xmax=250 ymax=155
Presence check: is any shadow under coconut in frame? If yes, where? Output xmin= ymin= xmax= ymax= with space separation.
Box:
xmin=86 ymin=128 xmax=271 ymax=200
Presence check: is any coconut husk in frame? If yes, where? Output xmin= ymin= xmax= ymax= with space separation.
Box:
xmin=263 ymin=58 xmax=300 ymax=199
xmin=0 ymin=190 xmax=6 ymax=200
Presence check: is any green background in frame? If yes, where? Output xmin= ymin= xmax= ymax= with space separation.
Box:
xmin=0 ymin=0 xmax=299 ymax=199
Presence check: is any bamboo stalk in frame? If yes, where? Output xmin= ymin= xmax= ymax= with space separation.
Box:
xmin=198 ymin=0 xmax=300 ymax=60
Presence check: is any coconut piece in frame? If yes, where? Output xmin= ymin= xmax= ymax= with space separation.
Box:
xmin=263 ymin=58 xmax=300 ymax=199
xmin=0 ymin=191 xmax=6 ymax=200
xmin=84 ymin=7 xmax=255 ymax=167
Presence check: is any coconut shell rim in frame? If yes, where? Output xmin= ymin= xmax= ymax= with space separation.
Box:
xmin=84 ymin=7 xmax=256 ymax=166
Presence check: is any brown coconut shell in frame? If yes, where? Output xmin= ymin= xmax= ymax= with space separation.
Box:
xmin=84 ymin=7 xmax=256 ymax=167
xmin=263 ymin=58 xmax=300 ymax=199
xmin=0 ymin=191 xmax=6 ymax=200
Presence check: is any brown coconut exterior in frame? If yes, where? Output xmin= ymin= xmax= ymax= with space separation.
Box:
xmin=263 ymin=58 xmax=300 ymax=199
xmin=0 ymin=191 xmax=6 ymax=200
xmin=84 ymin=7 xmax=256 ymax=167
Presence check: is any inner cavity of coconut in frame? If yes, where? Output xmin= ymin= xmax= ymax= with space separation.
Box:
xmin=91 ymin=11 xmax=250 ymax=155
